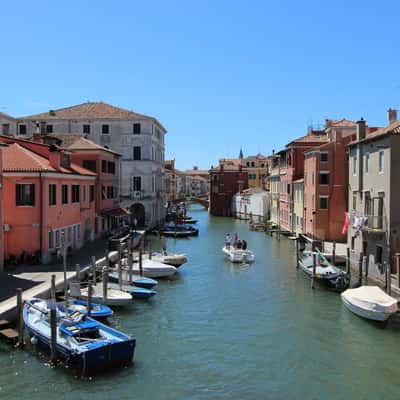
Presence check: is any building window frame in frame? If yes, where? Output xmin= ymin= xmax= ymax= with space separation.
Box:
xmin=102 ymin=124 xmax=110 ymax=134
xmin=319 ymin=195 xmax=329 ymax=210
xmin=319 ymin=171 xmax=329 ymax=185
xmin=62 ymin=184 xmax=68 ymax=204
xmin=133 ymin=123 xmax=141 ymax=134
xmin=83 ymin=124 xmax=91 ymax=134
xmin=379 ymin=150 xmax=384 ymax=174
xmin=16 ymin=183 xmax=35 ymax=206
xmin=72 ymin=184 xmax=80 ymax=203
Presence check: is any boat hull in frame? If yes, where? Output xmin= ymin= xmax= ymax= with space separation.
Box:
xmin=222 ymin=247 xmax=255 ymax=263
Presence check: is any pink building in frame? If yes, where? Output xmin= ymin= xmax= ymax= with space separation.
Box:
xmin=0 ymin=136 xmax=96 ymax=264
xmin=42 ymin=135 xmax=126 ymax=237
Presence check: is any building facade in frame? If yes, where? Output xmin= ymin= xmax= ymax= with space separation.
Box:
xmin=0 ymin=137 xmax=96 ymax=264
xmin=347 ymin=112 xmax=400 ymax=286
xmin=292 ymin=179 xmax=304 ymax=236
xmin=232 ymin=188 xmax=269 ymax=223
xmin=244 ymin=154 xmax=269 ymax=189
xmin=209 ymin=163 xmax=248 ymax=216
xmin=15 ymin=102 xmax=167 ymax=228
xmin=303 ymin=120 xmax=357 ymax=242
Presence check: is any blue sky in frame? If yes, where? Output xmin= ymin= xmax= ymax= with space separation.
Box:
xmin=1 ymin=1 xmax=399 ymax=170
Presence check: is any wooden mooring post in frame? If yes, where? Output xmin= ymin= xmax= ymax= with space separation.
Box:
xmin=346 ymin=247 xmax=351 ymax=276
xmin=385 ymin=261 xmax=392 ymax=295
xmin=91 ymin=256 xmax=97 ymax=284
xmin=332 ymin=241 xmax=336 ymax=266
xmin=128 ymin=250 xmax=133 ymax=284
xmin=87 ymin=282 xmax=93 ymax=318
xmin=16 ymin=288 xmax=24 ymax=348
xmin=311 ymin=252 xmax=317 ymax=289
xmin=102 ymin=265 xmax=108 ymax=302
xmin=358 ymin=253 xmax=363 ymax=286
xmin=295 ymin=239 xmax=299 ymax=269
xmin=139 ymin=249 xmax=143 ymax=277
xmin=50 ymin=274 xmax=57 ymax=366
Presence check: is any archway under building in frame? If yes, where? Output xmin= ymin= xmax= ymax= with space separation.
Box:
xmin=130 ymin=203 xmax=146 ymax=227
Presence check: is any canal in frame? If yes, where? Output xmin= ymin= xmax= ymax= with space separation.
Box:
xmin=1 ymin=204 xmax=400 ymax=399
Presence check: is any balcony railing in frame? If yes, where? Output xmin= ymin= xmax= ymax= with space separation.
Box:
xmin=363 ymin=215 xmax=385 ymax=231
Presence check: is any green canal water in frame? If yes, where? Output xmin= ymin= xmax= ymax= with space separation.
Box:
xmin=1 ymin=205 xmax=400 ymax=399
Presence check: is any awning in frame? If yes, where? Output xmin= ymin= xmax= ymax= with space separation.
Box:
xmin=101 ymin=207 xmax=131 ymax=217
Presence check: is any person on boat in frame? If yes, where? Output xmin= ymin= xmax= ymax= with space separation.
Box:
xmin=225 ymin=233 xmax=232 ymax=248
xmin=242 ymin=239 xmax=247 ymax=250
xmin=233 ymin=233 xmax=238 ymax=248
xmin=237 ymin=239 xmax=242 ymax=249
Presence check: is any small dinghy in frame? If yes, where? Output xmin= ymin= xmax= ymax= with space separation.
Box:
xmin=147 ymin=252 xmax=187 ymax=267
xmin=108 ymin=283 xmax=157 ymax=300
xmin=159 ymin=224 xmax=199 ymax=237
xmin=222 ymin=246 xmax=255 ymax=263
xmin=341 ymin=286 xmax=398 ymax=322
xmin=299 ymin=250 xmax=349 ymax=291
xmin=24 ymin=298 xmax=135 ymax=375
xmin=58 ymin=299 xmax=113 ymax=319
xmin=78 ymin=284 xmax=132 ymax=306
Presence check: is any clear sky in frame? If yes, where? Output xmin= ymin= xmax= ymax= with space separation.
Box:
xmin=1 ymin=1 xmax=400 ymax=170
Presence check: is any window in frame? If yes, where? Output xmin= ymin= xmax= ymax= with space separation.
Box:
xmin=107 ymin=161 xmax=115 ymax=174
xmin=352 ymin=193 xmax=357 ymax=210
xmin=320 ymin=196 xmax=328 ymax=209
xmin=16 ymin=183 xmax=35 ymax=206
xmin=319 ymin=172 xmax=329 ymax=185
xmin=102 ymin=124 xmax=109 ymax=134
xmin=133 ymin=146 xmax=141 ymax=160
xmin=102 ymin=160 xmax=107 ymax=173
xmin=351 ymin=237 xmax=355 ymax=250
xmin=48 ymin=184 xmax=56 ymax=206
xmin=2 ymin=124 xmax=10 ymax=135
xmin=83 ymin=124 xmax=90 ymax=134
xmin=320 ymin=152 xmax=328 ymax=162
xmin=133 ymin=176 xmax=141 ymax=191
xmin=19 ymin=124 xmax=27 ymax=135
xmin=46 ymin=124 xmax=53 ymax=134
xmin=312 ymin=173 xmax=314 ymax=185
xmin=101 ymin=185 xmax=106 ymax=200
xmin=133 ymin=123 xmax=141 ymax=134
xmin=83 ymin=160 xmax=97 ymax=172
xmin=379 ymin=150 xmax=384 ymax=173
xmin=72 ymin=185 xmax=80 ymax=203
xmin=90 ymin=185 xmax=95 ymax=202
xmin=376 ymin=245 xmax=383 ymax=265
xmin=82 ymin=185 xmax=86 ymax=202
xmin=62 ymin=185 xmax=68 ymax=204
xmin=365 ymin=153 xmax=370 ymax=174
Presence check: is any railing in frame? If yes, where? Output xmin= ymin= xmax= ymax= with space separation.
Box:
xmin=364 ymin=215 xmax=384 ymax=231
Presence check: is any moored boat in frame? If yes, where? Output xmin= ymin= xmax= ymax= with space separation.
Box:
xmin=341 ymin=286 xmax=398 ymax=322
xmin=108 ymin=272 xmax=158 ymax=289
xmin=222 ymin=246 xmax=255 ymax=263
xmin=78 ymin=284 xmax=133 ymax=306
xmin=58 ymin=299 xmax=113 ymax=319
xmin=158 ymin=224 xmax=199 ymax=237
xmin=23 ymin=298 xmax=135 ymax=375
xmin=108 ymin=282 xmax=157 ymax=299
xmin=299 ymin=250 xmax=349 ymax=291
xmin=146 ymin=252 xmax=187 ymax=267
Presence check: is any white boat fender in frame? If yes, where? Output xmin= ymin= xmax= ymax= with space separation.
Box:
xmin=30 ymin=336 xmax=38 ymax=345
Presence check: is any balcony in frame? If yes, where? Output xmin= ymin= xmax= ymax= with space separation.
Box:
xmin=362 ymin=215 xmax=385 ymax=232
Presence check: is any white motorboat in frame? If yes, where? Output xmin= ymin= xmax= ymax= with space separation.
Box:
xmin=146 ymin=252 xmax=187 ymax=267
xmin=78 ymin=284 xmax=132 ymax=306
xmin=341 ymin=286 xmax=398 ymax=322
xmin=222 ymin=246 xmax=255 ymax=263
xmin=112 ymin=259 xmax=177 ymax=279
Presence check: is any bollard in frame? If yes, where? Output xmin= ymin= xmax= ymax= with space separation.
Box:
xmin=118 ymin=263 xmax=123 ymax=291
xmin=128 ymin=251 xmax=133 ymax=284
xmin=296 ymin=239 xmax=299 ymax=269
xmin=16 ymin=288 xmax=24 ymax=348
xmin=311 ymin=252 xmax=317 ymax=289
xmin=50 ymin=274 xmax=57 ymax=366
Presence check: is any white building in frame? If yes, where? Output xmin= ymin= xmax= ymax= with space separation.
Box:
xmin=0 ymin=112 xmax=16 ymax=136
xmin=15 ymin=102 xmax=167 ymax=228
xmin=232 ymin=188 xmax=270 ymax=223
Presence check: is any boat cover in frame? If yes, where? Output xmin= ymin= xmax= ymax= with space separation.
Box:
xmin=343 ymin=286 xmax=398 ymax=312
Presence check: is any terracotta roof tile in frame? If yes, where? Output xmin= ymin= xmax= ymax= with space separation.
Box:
xmin=19 ymin=101 xmax=166 ymax=131
xmin=349 ymin=121 xmax=400 ymax=145
xmin=328 ymin=119 xmax=356 ymax=127
xmin=53 ymin=134 xmax=120 ymax=156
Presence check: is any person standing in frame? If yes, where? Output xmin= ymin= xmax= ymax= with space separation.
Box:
xmin=225 ymin=233 xmax=232 ymax=248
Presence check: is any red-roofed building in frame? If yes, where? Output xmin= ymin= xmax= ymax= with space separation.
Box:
xmin=0 ymin=137 xmax=96 ymax=265
xmin=209 ymin=161 xmax=248 ymax=216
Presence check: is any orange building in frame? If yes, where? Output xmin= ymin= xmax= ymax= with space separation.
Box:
xmin=0 ymin=136 xmax=96 ymax=264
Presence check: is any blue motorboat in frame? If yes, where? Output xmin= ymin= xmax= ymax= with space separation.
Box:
xmin=108 ymin=271 xmax=158 ymax=289
xmin=108 ymin=283 xmax=157 ymax=300
xmin=58 ymin=299 xmax=113 ymax=319
xmin=24 ymin=298 xmax=135 ymax=375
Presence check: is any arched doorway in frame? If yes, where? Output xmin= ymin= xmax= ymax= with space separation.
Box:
xmin=130 ymin=203 xmax=146 ymax=227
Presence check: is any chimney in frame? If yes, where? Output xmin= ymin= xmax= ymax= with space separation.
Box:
xmin=49 ymin=145 xmax=61 ymax=169
xmin=356 ymin=118 xmax=366 ymax=141
xmin=388 ymin=108 xmax=397 ymax=125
